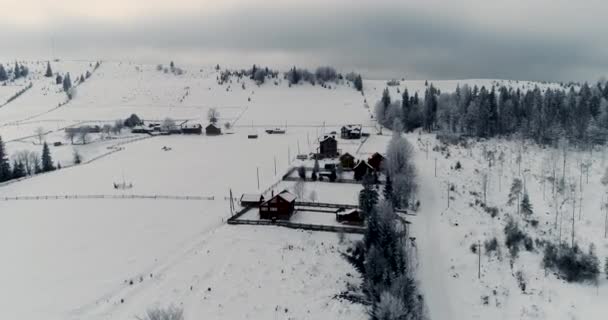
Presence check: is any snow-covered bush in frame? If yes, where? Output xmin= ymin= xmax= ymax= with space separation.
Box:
xmin=484 ymin=237 xmax=499 ymax=254
xmin=504 ymin=217 xmax=532 ymax=257
xmin=137 ymin=305 xmax=183 ymax=320
xmin=542 ymin=242 xmax=600 ymax=283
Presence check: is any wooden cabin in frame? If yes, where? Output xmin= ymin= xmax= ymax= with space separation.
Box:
xmin=353 ymin=160 xmax=373 ymax=181
xmin=240 ymin=193 xmax=265 ymax=207
xmin=131 ymin=125 xmax=153 ymax=134
xmin=205 ymin=123 xmax=222 ymax=135
xmin=336 ymin=208 xmax=364 ymax=225
xmin=368 ymin=152 xmax=385 ymax=171
xmin=318 ymin=136 xmax=338 ymax=158
xmin=339 ymin=152 xmax=356 ymax=169
xmin=259 ymin=190 xmax=296 ymax=220
xmin=340 ymin=125 xmax=362 ymax=139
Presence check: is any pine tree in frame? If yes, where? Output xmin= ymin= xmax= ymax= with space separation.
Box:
xmin=381 ymin=88 xmax=391 ymax=108
xmin=359 ymin=173 xmax=379 ymax=217
xmin=41 ymin=142 xmax=55 ymax=172
xmin=45 ymin=62 xmax=53 ymax=77
xmin=0 ymin=64 xmax=7 ymax=81
xmin=56 ymin=74 xmax=63 ymax=85
xmin=0 ymin=136 xmax=11 ymax=182
xmin=11 ymin=160 xmax=25 ymax=179
xmin=13 ymin=62 xmax=20 ymax=79
xmin=383 ymin=173 xmax=395 ymax=208
xmin=521 ymin=193 xmax=533 ymax=215
xmin=604 ymin=257 xmax=608 ymax=279
xmin=354 ymin=74 xmax=363 ymax=92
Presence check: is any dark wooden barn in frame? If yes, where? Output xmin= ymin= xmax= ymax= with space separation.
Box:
xmin=336 ymin=208 xmax=364 ymax=225
xmin=339 ymin=152 xmax=356 ymax=169
xmin=205 ymin=123 xmax=222 ymax=135
xmin=240 ymin=193 xmax=265 ymax=207
xmin=181 ymin=123 xmax=203 ymax=134
xmin=318 ymin=136 xmax=338 ymax=158
xmin=259 ymin=190 xmax=296 ymax=220
xmin=340 ymin=125 xmax=362 ymax=139
xmin=353 ymin=160 xmax=373 ymax=181
xmin=368 ymin=152 xmax=385 ymax=171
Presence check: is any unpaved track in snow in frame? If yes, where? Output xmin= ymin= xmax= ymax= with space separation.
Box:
xmin=407 ymin=135 xmax=455 ymax=320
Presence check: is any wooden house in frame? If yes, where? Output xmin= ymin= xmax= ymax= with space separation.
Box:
xmin=205 ymin=123 xmax=222 ymax=135
xmin=353 ymin=160 xmax=373 ymax=181
xmin=340 ymin=125 xmax=362 ymax=139
xmin=259 ymin=190 xmax=296 ymax=220
xmin=339 ymin=152 xmax=356 ymax=169
xmin=181 ymin=123 xmax=203 ymax=134
xmin=318 ymin=136 xmax=338 ymax=158
xmin=336 ymin=208 xmax=364 ymax=225
xmin=131 ymin=125 xmax=153 ymax=134
xmin=240 ymin=193 xmax=265 ymax=207
xmin=368 ymin=152 xmax=385 ymax=171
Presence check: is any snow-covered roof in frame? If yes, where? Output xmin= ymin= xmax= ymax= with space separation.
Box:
xmin=337 ymin=209 xmax=358 ymax=216
xmin=182 ymin=123 xmax=202 ymax=129
xmin=320 ymin=136 xmax=336 ymax=143
xmin=278 ymin=191 xmax=296 ymax=202
xmin=354 ymin=160 xmax=373 ymax=169
xmin=241 ymin=193 xmax=262 ymax=202
xmin=206 ymin=123 xmax=220 ymax=129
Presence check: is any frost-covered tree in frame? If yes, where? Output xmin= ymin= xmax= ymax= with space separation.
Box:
xmin=354 ymin=74 xmax=363 ymax=92
xmin=161 ymin=117 xmax=177 ymax=132
xmin=293 ymin=179 xmax=306 ymax=199
xmin=73 ymin=150 xmax=82 ymax=164
xmin=386 ymin=120 xmax=417 ymax=207
xmin=207 ymin=108 xmax=220 ymax=124
xmin=35 ymin=126 xmax=45 ymax=145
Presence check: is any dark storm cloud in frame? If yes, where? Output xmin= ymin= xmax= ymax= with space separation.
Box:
xmin=1 ymin=1 xmax=606 ymax=81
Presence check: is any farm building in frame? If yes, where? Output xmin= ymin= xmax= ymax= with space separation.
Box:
xmin=181 ymin=123 xmax=203 ymax=134
xmin=368 ymin=152 xmax=385 ymax=171
xmin=340 ymin=125 xmax=362 ymax=139
xmin=318 ymin=136 xmax=338 ymax=158
xmin=206 ymin=124 xmax=222 ymax=135
xmin=240 ymin=193 xmax=265 ymax=207
xmin=339 ymin=152 xmax=356 ymax=169
xmin=131 ymin=125 xmax=153 ymax=134
xmin=353 ymin=160 xmax=373 ymax=181
xmin=259 ymin=190 xmax=296 ymax=220
xmin=336 ymin=208 xmax=364 ymax=225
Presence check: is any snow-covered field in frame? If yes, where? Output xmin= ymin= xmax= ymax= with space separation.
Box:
xmin=0 ymin=60 xmax=602 ymax=320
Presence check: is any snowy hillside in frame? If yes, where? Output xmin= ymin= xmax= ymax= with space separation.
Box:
xmin=0 ymin=61 xmax=603 ymax=320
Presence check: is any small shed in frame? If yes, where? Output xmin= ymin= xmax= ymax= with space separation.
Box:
xmin=341 ymin=125 xmax=362 ymax=139
xmin=240 ymin=193 xmax=265 ymax=207
xmin=182 ymin=123 xmax=203 ymax=134
xmin=368 ymin=152 xmax=385 ymax=171
xmin=206 ymin=123 xmax=222 ymax=135
xmin=353 ymin=160 xmax=373 ymax=181
xmin=339 ymin=152 xmax=356 ymax=169
xmin=259 ymin=190 xmax=296 ymax=220
xmin=336 ymin=208 xmax=364 ymax=225
xmin=318 ymin=136 xmax=338 ymax=158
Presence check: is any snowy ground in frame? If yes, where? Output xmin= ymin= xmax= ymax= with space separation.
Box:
xmin=0 ymin=60 xmax=599 ymax=320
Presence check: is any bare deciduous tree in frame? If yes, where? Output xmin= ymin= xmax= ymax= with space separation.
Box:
xmin=35 ymin=127 xmax=45 ymax=145
xmin=207 ymin=108 xmax=220 ymax=124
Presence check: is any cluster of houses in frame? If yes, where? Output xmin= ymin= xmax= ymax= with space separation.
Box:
xmin=131 ymin=122 xmax=222 ymax=136
xmin=339 ymin=152 xmax=385 ymax=180
xmin=240 ymin=190 xmax=364 ymax=225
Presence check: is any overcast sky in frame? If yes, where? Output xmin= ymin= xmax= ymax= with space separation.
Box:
xmin=1 ymin=0 xmax=607 ymax=81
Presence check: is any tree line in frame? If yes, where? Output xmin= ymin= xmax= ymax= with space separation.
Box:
xmin=0 ymin=136 xmax=57 ymax=183
xmin=376 ymin=81 xmax=608 ymax=146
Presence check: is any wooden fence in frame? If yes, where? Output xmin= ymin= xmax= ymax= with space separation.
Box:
xmin=0 ymin=194 xmax=214 ymax=201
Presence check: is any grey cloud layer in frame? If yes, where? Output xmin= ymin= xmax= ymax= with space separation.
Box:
xmin=1 ymin=1 xmax=606 ymax=81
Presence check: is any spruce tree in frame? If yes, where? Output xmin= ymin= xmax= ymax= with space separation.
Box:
xmin=0 ymin=136 xmax=11 ymax=182
xmin=12 ymin=160 xmax=25 ymax=179
xmin=383 ymin=173 xmax=394 ymax=208
xmin=354 ymin=74 xmax=363 ymax=92
xmin=14 ymin=62 xmax=20 ymax=79
xmin=63 ymin=73 xmax=72 ymax=92
xmin=359 ymin=173 xmax=379 ymax=217
xmin=521 ymin=193 xmax=533 ymax=215
xmin=0 ymin=64 xmax=7 ymax=81
xmin=56 ymin=74 xmax=63 ymax=85
xmin=41 ymin=142 xmax=55 ymax=172
xmin=381 ymin=88 xmax=391 ymax=108
xmin=45 ymin=62 xmax=53 ymax=77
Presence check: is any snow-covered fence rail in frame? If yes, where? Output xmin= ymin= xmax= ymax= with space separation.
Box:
xmin=0 ymin=82 xmax=33 ymax=108
xmin=0 ymin=194 xmax=215 ymax=201
xmin=227 ymin=218 xmax=365 ymax=234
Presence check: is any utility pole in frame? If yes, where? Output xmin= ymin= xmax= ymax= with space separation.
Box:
xmin=256 ymin=167 xmax=260 ymax=190
xmin=447 ymin=182 xmax=450 ymax=208
xmin=572 ymin=191 xmax=576 ymax=248
xmin=274 ymin=156 xmax=277 ymax=176
xmin=478 ymin=240 xmax=481 ymax=279
xmin=288 ymin=146 xmax=291 ymax=164
xmin=434 ymin=158 xmax=437 ymax=177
